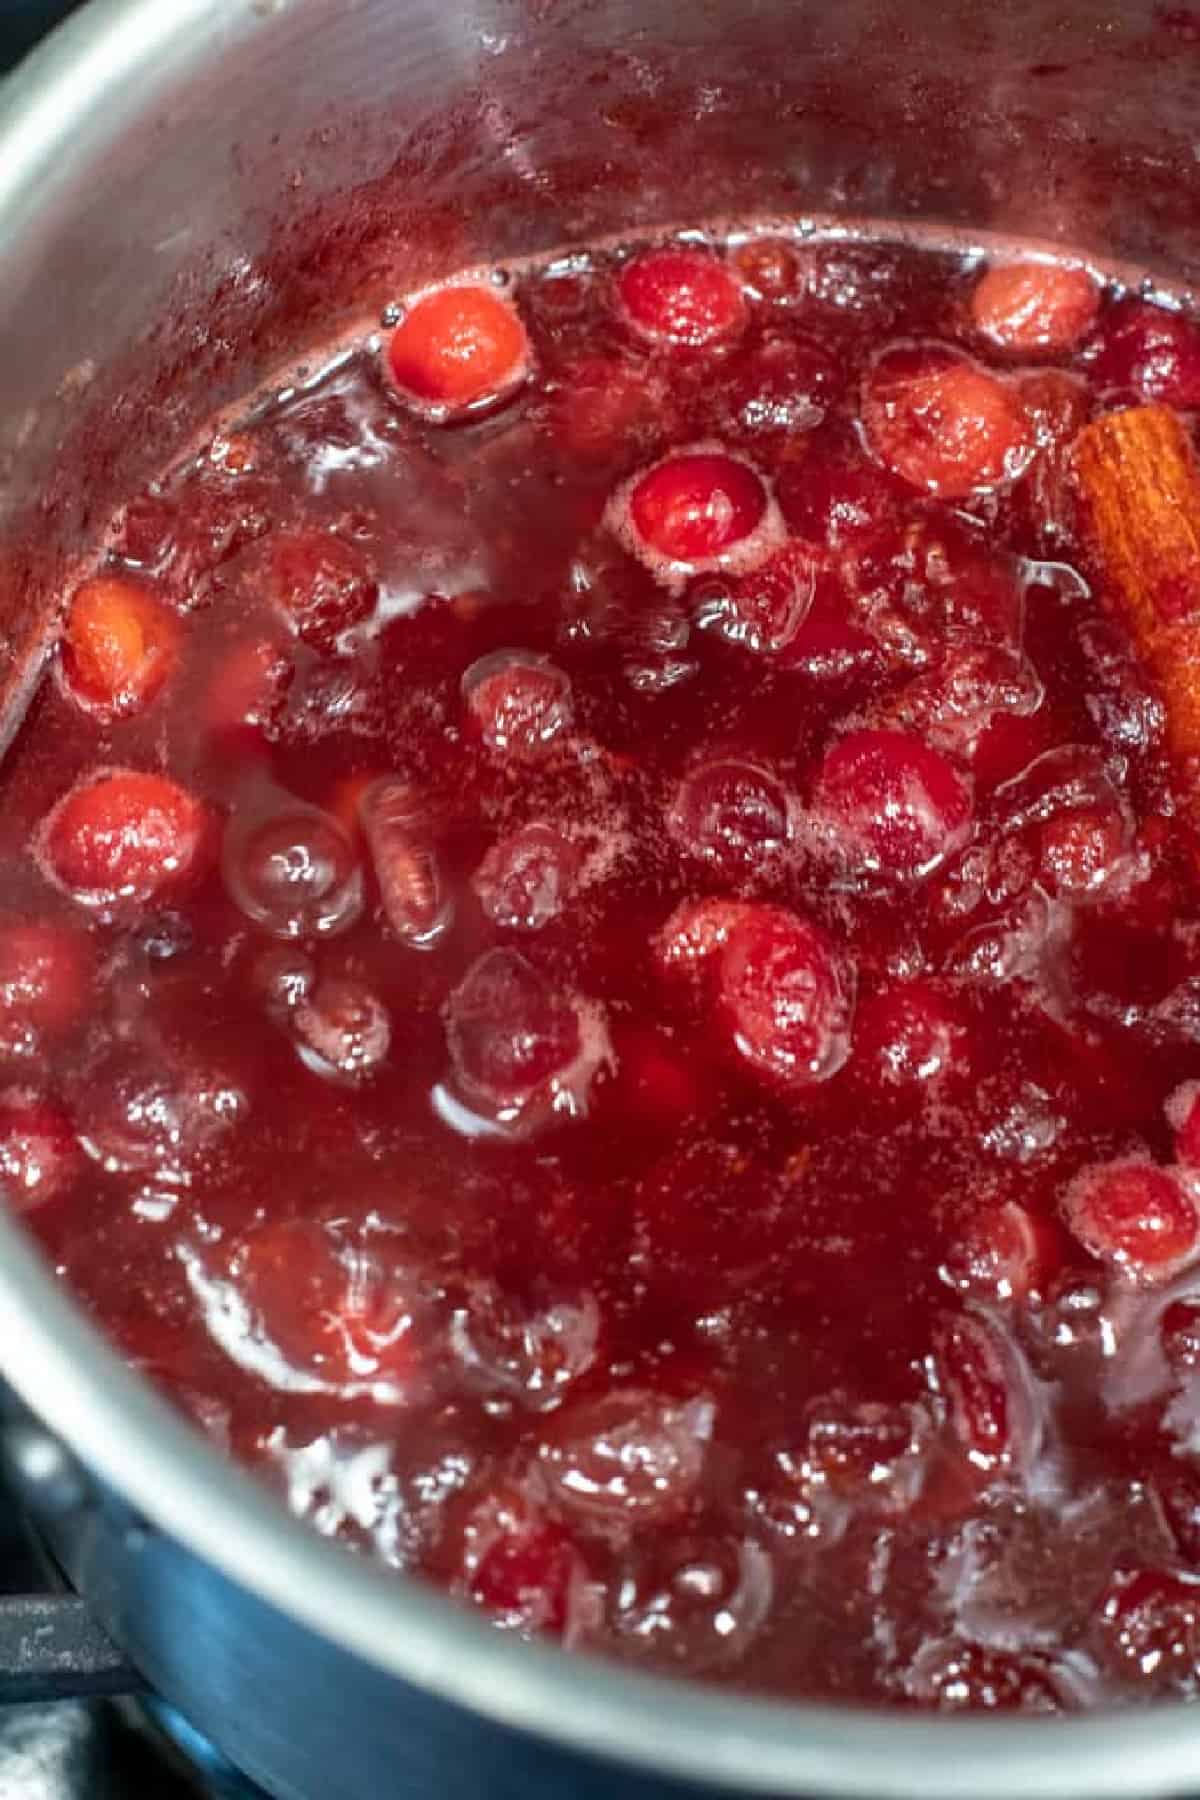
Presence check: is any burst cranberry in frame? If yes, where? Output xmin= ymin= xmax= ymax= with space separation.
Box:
xmin=224 ymin=805 xmax=362 ymax=940
xmin=610 ymin=1533 xmax=773 ymax=1670
xmin=265 ymin=530 xmax=377 ymax=654
xmin=1098 ymin=1568 xmax=1200 ymax=1693
xmin=449 ymin=1483 xmax=587 ymax=1639
xmin=61 ymin=574 xmax=179 ymax=717
xmin=232 ymin=1218 xmax=423 ymax=1386
xmin=862 ymin=346 xmax=1032 ymax=497
xmin=360 ymin=779 xmax=451 ymax=947
xmin=0 ymin=919 xmax=95 ymax=1063
xmin=853 ymin=979 xmax=970 ymax=1095
xmin=803 ymin=1394 xmax=929 ymax=1504
xmin=616 ymin=246 xmax=746 ymax=348
xmin=293 ymin=977 xmax=391 ymax=1083
xmin=535 ymin=1388 xmax=714 ymax=1534
xmin=73 ymin=1040 xmax=247 ymax=1174
xmin=1085 ymin=297 xmax=1200 ymax=407
xmin=691 ymin=543 xmax=816 ymax=654
xmin=0 ymin=1090 xmax=80 ymax=1211
xmin=717 ymin=905 xmax=854 ymax=1089
xmin=627 ymin=452 xmax=769 ymax=564
xmin=38 ymin=769 xmax=208 ymax=909
xmin=732 ymin=237 xmax=804 ymax=300
xmin=462 ymin=651 xmax=573 ymax=754
xmin=1161 ymin=1298 xmax=1200 ymax=1372
xmin=811 ymin=729 xmax=974 ymax=882
xmin=776 ymin=449 xmax=902 ymax=550
xmin=906 ymin=1640 xmax=1062 ymax=1712
xmin=931 ymin=1311 xmax=1015 ymax=1468
xmin=450 ymin=1282 xmax=601 ymax=1409
xmin=472 ymin=823 xmax=580 ymax=931
xmin=551 ymin=355 xmax=659 ymax=463
xmin=445 ymin=949 xmax=581 ymax=1104
xmin=721 ymin=333 xmax=838 ymax=445
xmin=668 ymin=761 xmax=791 ymax=867
xmin=653 ymin=898 xmax=758 ymax=973
xmin=1062 ymin=1161 xmax=1200 ymax=1282
xmin=386 ymin=283 xmax=531 ymax=415
xmin=970 ymin=260 xmax=1100 ymax=354
xmin=1037 ymin=806 xmax=1128 ymax=900
xmin=941 ymin=1202 xmax=1053 ymax=1302
xmin=1166 ymin=1082 xmax=1200 ymax=1166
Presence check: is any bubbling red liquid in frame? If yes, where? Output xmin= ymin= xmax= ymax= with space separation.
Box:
xmin=10 ymin=227 xmax=1200 ymax=1712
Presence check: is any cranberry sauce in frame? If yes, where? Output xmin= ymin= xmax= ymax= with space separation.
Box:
xmin=8 ymin=227 xmax=1200 ymax=1712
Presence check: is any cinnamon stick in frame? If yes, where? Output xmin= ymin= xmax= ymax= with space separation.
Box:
xmin=1072 ymin=404 xmax=1200 ymax=757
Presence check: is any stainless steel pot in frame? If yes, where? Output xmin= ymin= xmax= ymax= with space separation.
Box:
xmin=2 ymin=2 xmax=1200 ymax=1795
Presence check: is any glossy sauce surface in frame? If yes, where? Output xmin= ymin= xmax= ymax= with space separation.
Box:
xmin=10 ymin=229 xmax=1200 ymax=1710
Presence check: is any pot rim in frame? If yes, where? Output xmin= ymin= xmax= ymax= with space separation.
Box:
xmin=2 ymin=4 xmax=1200 ymax=1794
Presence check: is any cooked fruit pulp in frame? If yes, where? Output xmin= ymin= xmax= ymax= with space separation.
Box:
xmin=11 ymin=227 xmax=1200 ymax=1711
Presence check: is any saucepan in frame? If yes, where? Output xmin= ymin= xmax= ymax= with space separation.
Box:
xmin=1 ymin=1 xmax=1200 ymax=1794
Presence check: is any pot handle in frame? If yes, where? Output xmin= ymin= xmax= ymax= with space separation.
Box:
xmin=0 ymin=1593 xmax=142 ymax=1703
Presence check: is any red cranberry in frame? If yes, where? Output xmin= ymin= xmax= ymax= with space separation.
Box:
xmin=1165 ymin=1082 xmax=1200 ymax=1165
xmin=906 ymin=1639 xmax=1062 ymax=1712
xmin=653 ymin=898 xmax=758 ymax=974
xmin=811 ymin=729 xmax=974 ymax=883
xmin=627 ymin=452 xmax=769 ymax=563
xmin=1161 ymin=1298 xmax=1200 ymax=1372
xmin=0 ymin=1090 xmax=80 ymax=1211
xmin=1061 ymin=1160 xmax=1200 ymax=1283
xmin=691 ymin=543 xmax=816 ymax=654
xmin=472 ymin=823 xmax=580 ymax=931
xmin=941 ymin=1202 xmax=1053 ymax=1302
xmin=293 ymin=977 xmax=391 ymax=1083
xmin=1037 ymin=806 xmax=1129 ymax=901
xmin=1097 ymin=1568 xmax=1200 ymax=1692
xmin=861 ymin=346 xmax=1032 ymax=497
xmin=386 ymin=282 xmax=531 ymax=416
xmin=535 ymin=1388 xmax=714 ymax=1534
xmin=360 ymin=779 xmax=451 ymax=947
xmin=970 ymin=260 xmax=1100 ymax=355
xmin=224 ymin=806 xmax=363 ymax=940
xmin=266 ymin=529 xmax=378 ymax=654
xmin=73 ymin=1041 xmax=247 ymax=1174
xmin=462 ymin=651 xmax=573 ymax=754
xmin=444 ymin=949 xmax=581 ymax=1105
xmin=668 ymin=761 xmax=791 ymax=866
xmin=1155 ymin=1463 xmax=1200 ymax=1565
xmin=232 ymin=1218 xmax=423 ymax=1386
xmin=609 ymin=1533 xmax=773 ymax=1670
xmin=731 ymin=237 xmax=805 ymax=301
xmin=1085 ymin=297 xmax=1200 ymax=407
xmin=875 ymin=645 xmax=1044 ymax=762
xmin=0 ymin=919 xmax=95 ymax=1063
xmin=450 ymin=1482 xmax=588 ymax=1639
xmin=61 ymin=574 xmax=180 ymax=718
xmin=616 ymin=246 xmax=746 ymax=348
xmin=803 ymin=1394 xmax=930 ymax=1505
xmin=38 ymin=769 xmax=209 ymax=910
xmin=852 ymin=979 xmax=970 ymax=1096
xmin=717 ymin=905 xmax=854 ymax=1089
xmin=721 ymin=333 xmax=838 ymax=444
xmin=776 ymin=449 xmax=902 ymax=550
xmin=930 ymin=1311 xmax=1015 ymax=1468
xmin=449 ymin=1282 xmax=600 ymax=1409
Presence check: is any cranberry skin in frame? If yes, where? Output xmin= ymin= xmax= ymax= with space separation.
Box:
xmin=852 ymin=979 xmax=969 ymax=1097
xmin=691 ymin=544 xmax=816 ymax=655
xmin=266 ymin=530 xmax=378 ymax=654
xmin=970 ymin=261 xmax=1100 ymax=355
xmin=360 ymin=779 xmax=451 ymax=948
xmin=629 ymin=453 xmax=768 ymax=563
xmin=811 ymin=729 xmax=974 ymax=883
xmin=803 ymin=1394 xmax=929 ymax=1504
xmin=449 ymin=1282 xmax=600 ymax=1409
xmin=931 ymin=1311 xmax=1015 ymax=1468
xmin=445 ymin=949 xmax=581 ymax=1104
xmin=1037 ymin=807 xmax=1129 ymax=901
xmin=293 ymin=977 xmax=391 ymax=1083
xmin=1098 ymin=1568 xmax=1200 ymax=1693
xmin=862 ymin=346 xmax=1032 ymax=498
xmin=449 ymin=1483 xmax=588 ymax=1639
xmin=718 ymin=906 xmax=854 ymax=1089
xmin=776 ymin=450 xmax=902 ymax=551
xmin=616 ymin=246 xmax=746 ymax=349
xmin=535 ymin=1388 xmax=714 ymax=1536
xmin=906 ymin=1640 xmax=1062 ymax=1713
xmin=61 ymin=574 xmax=179 ymax=717
xmin=472 ymin=824 xmax=580 ymax=931
xmin=941 ymin=1202 xmax=1053 ymax=1303
xmin=462 ymin=651 xmax=573 ymax=755
xmin=653 ymin=898 xmax=759 ymax=975
xmin=0 ymin=920 xmax=95 ymax=1063
xmin=1161 ymin=1299 xmax=1200 ymax=1373
xmin=720 ymin=333 xmax=838 ymax=445
xmin=386 ymin=283 xmax=531 ymax=416
xmin=1085 ymin=298 xmax=1200 ymax=407
xmin=224 ymin=807 xmax=363 ymax=940
xmin=0 ymin=1090 xmax=80 ymax=1211
xmin=731 ymin=237 xmax=804 ymax=301
xmin=668 ymin=761 xmax=791 ymax=867
xmin=609 ymin=1533 xmax=773 ymax=1671
xmin=38 ymin=769 xmax=209 ymax=910
xmin=1061 ymin=1160 xmax=1200 ymax=1283
xmin=73 ymin=1042 xmax=247 ymax=1174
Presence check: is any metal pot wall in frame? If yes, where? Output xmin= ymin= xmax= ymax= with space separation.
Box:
xmin=1 ymin=2 xmax=1200 ymax=1795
